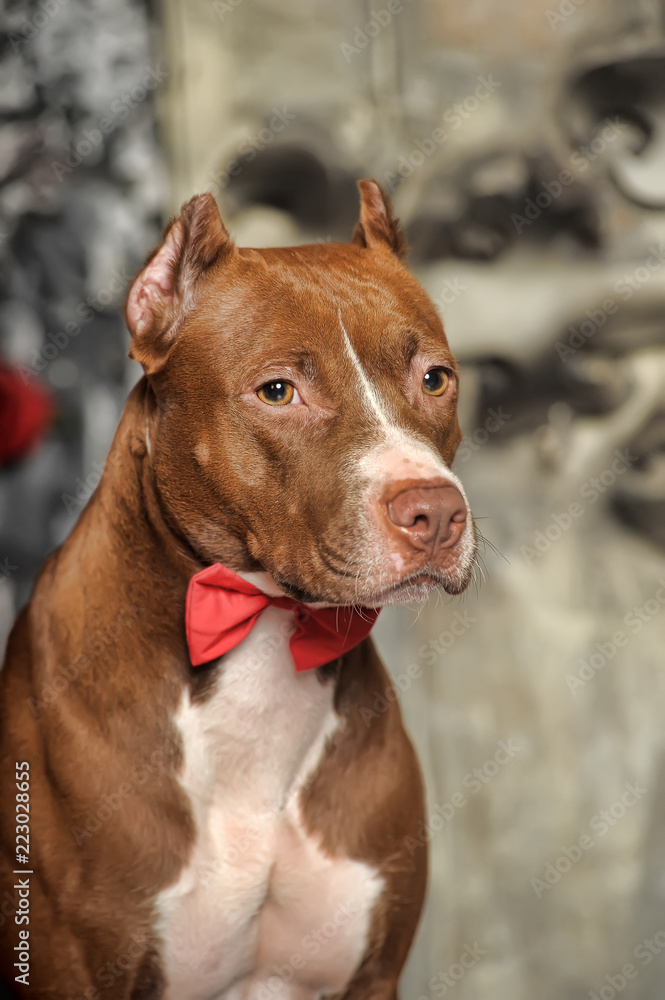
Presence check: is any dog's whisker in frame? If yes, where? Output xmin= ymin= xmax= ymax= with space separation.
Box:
xmin=474 ymin=524 xmax=509 ymax=565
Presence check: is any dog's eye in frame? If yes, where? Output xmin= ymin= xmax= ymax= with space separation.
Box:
xmin=422 ymin=368 xmax=449 ymax=397
xmin=256 ymin=381 xmax=298 ymax=405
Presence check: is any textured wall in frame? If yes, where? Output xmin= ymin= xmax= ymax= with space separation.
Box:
xmin=0 ymin=0 xmax=166 ymax=611
xmin=3 ymin=1 xmax=665 ymax=998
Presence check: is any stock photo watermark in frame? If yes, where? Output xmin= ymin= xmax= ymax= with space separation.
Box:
xmin=418 ymin=942 xmax=487 ymax=999
xmin=530 ymin=781 xmax=648 ymax=897
xmin=0 ymin=557 xmax=18 ymax=580
xmin=511 ymin=118 xmax=629 ymax=234
xmin=340 ymin=0 xmax=415 ymax=62
xmin=213 ymin=0 xmax=244 ymax=20
xmin=17 ymin=264 xmax=133 ymax=383
xmin=359 ymin=658 xmax=425 ymax=725
xmin=556 ymin=243 xmax=665 ymax=362
xmin=546 ymin=0 xmax=588 ymax=30
xmin=57 ymin=930 xmax=150 ymax=999
xmin=521 ymin=448 xmax=637 ymax=564
xmin=360 ymin=611 xmax=477 ymax=727
xmin=589 ymin=930 xmax=665 ymax=1000
xmin=259 ymin=899 xmax=364 ymax=998
xmin=50 ymin=64 xmax=168 ymax=182
xmin=430 ymin=277 xmax=468 ymax=310
xmin=566 ymin=580 xmax=665 ymax=693
xmin=206 ymin=108 xmax=296 ymax=196
xmin=404 ymin=738 xmax=523 ymax=855
xmin=456 ymin=407 xmax=511 ymax=463
xmin=8 ymin=0 xmax=69 ymax=53
xmin=384 ymin=75 xmax=501 ymax=190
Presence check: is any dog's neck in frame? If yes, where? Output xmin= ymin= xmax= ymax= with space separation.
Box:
xmin=90 ymin=382 xmax=234 ymax=581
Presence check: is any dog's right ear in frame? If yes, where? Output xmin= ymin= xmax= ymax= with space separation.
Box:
xmin=126 ymin=193 xmax=233 ymax=375
xmin=352 ymin=180 xmax=406 ymax=259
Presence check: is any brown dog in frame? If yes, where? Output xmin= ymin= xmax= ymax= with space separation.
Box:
xmin=0 ymin=181 xmax=475 ymax=999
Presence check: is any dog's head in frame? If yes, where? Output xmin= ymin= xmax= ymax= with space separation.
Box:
xmin=125 ymin=181 xmax=476 ymax=605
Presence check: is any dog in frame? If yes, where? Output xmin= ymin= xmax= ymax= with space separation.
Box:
xmin=0 ymin=180 xmax=476 ymax=999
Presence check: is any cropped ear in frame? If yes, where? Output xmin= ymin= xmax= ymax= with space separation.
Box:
xmin=126 ymin=193 xmax=233 ymax=374
xmin=352 ymin=179 xmax=407 ymax=259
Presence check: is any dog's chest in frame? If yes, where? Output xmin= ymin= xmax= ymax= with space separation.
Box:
xmin=156 ymin=606 xmax=383 ymax=1000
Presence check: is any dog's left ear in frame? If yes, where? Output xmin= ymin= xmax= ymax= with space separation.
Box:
xmin=352 ymin=179 xmax=406 ymax=259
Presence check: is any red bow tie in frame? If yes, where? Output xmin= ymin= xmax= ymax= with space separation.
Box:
xmin=185 ymin=563 xmax=380 ymax=672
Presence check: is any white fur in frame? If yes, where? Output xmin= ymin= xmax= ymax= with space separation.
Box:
xmin=337 ymin=308 xmax=471 ymax=504
xmin=156 ymin=605 xmax=384 ymax=999
xmin=337 ymin=311 xmax=475 ymax=592
xmin=339 ymin=308 xmax=395 ymax=431
xmin=357 ymin=441 xmax=476 ymax=583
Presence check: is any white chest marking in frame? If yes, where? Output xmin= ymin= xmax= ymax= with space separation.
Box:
xmin=156 ymin=606 xmax=384 ymax=1000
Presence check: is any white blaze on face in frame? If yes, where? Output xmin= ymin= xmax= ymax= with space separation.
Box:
xmin=338 ymin=307 xmax=395 ymax=434
xmin=337 ymin=309 xmax=471 ymax=508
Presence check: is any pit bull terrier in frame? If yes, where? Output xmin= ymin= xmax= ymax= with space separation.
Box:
xmin=0 ymin=180 xmax=476 ymax=999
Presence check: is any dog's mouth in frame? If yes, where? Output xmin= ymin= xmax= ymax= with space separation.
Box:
xmin=271 ymin=561 xmax=473 ymax=610
xmin=363 ymin=570 xmax=447 ymax=606
xmin=261 ymin=515 xmax=477 ymax=608
xmin=360 ymin=563 xmax=476 ymax=607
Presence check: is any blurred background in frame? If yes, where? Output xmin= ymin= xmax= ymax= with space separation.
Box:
xmin=2 ymin=0 xmax=665 ymax=997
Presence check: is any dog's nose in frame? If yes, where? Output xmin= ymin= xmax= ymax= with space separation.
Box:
xmin=385 ymin=483 xmax=467 ymax=552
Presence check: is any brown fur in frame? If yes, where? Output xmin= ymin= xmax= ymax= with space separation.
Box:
xmin=0 ymin=182 xmax=468 ymax=998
